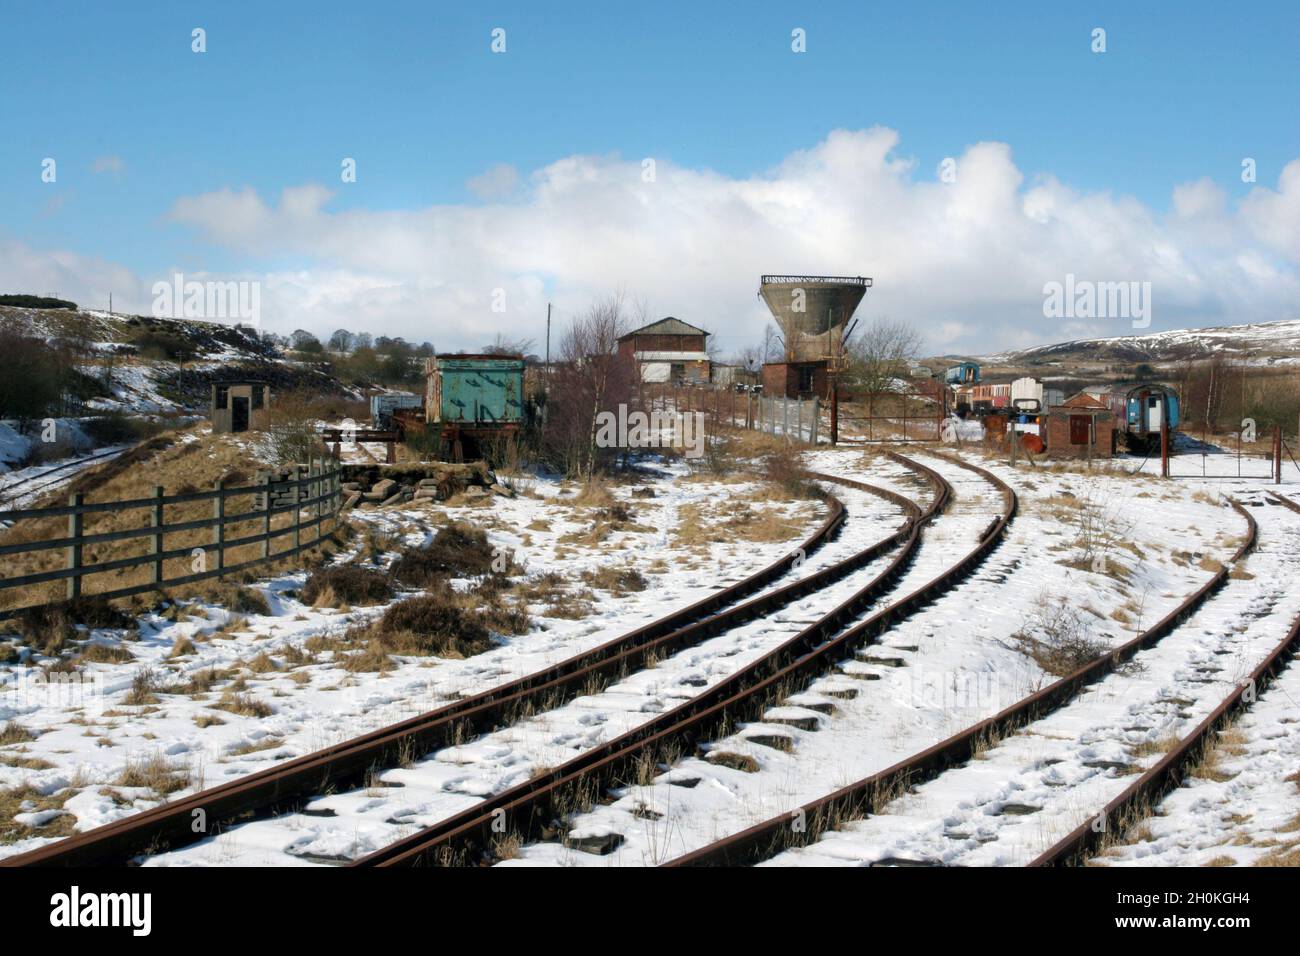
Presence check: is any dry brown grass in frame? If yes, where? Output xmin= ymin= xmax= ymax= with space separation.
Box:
xmin=0 ymin=427 xmax=346 ymax=627
xmin=301 ymin=566 xmax=392 ymax=608
xmin=0 ymin=784 xmax=76 ymax=845
xmin=674 ymin=498 xmax=808 ymax=549
xmin=212 ymin=691 xmax=274 ymax=718
xmin=115 ymin=753 xmax=191 ymax=795
xmin=580 ymin=566 xmax=648 ymax=594
xmin=75 ymin=642 xmax=135 ymax=665
xmin=0 ymin=722 xmax=37 ymax=745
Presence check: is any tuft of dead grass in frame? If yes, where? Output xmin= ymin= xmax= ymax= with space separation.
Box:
xmin=301 ymin=565 xmax=392 ymax=608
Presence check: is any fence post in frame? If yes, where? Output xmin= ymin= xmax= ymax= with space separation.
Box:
xmin=259 ymin=474 xmax=271 ymax=559
xmin=293 ymin=464 xmax=303 ymax=551
xmin=150 ymin=486 xmax=164 ymax=585
xmin=1276 ymin=426 xmax=1284 ymax=485
xmin=212 ymin=476 xmax=225 ymax=578
xmin=811 ymin=397 xmax=820 ymax=446
xmin=831 ymin=384 xmax=839 ymax=446
xmin=796 ymin=397 xmax=804 ymax=442
xmin=309 ymin=457 xmax=319 ymax=546
xmin=66 ymin=492 xmax=84 ymax=600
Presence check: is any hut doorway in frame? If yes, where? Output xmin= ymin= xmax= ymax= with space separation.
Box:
xmin=231 ymin=396 xmax=250 ymax=432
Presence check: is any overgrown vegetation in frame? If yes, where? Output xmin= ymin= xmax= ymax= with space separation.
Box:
xmin=301 ymin=566 xmax=393 ymax=607
xmin=390 ymin=522 xmax=499 ymax=587
xmin=1014 ymin=598 xmax=1109 ymax=676
xmin=13 ymin=597 xmax=131 ymax=656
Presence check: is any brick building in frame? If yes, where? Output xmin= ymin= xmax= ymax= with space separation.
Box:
xmin=762 ymin=360 xmax=830 ymax=399
xmin=1045 ymin=392 xmax=1115 ymax=458
xmin=617 ymin=317 xmax=710 ymax=384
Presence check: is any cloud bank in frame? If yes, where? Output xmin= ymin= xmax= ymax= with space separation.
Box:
xmin=5 ymin=128 xmax=1298 ymax=355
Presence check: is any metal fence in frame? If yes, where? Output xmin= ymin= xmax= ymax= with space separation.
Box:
xmin=746 ymin=395 xmax=821 ymax=445
xmin=637 ymin=385 xmax=822 ymax=446
xmin=0 ymin=458 xmax=344 ymax=621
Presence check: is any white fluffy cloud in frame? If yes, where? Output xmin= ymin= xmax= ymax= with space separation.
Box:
xmin=8 ymin=128 xmax=1300 ymax=354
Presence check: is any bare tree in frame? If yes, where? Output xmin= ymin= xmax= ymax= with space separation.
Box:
xmin=483 ymin=333 xmax=536 ymax=356
xmin=844 ymin=317 xmax=924 ymax=395
xmin=541 ymin=294 xmax=636 ymax=477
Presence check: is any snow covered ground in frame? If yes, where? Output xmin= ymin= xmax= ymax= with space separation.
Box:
xmin=0 ymin=441 xmax=133 ymax=511
xmin=131 ymin=462 xmax=911 ymax=865
xmin=762 ymin=491 xmax=1298 ymax=867
xmin=3 ymin=439 xmax=1295 ymax=867
xmin=0 ymin=458 xmax=828 ymax=860
xmin=1099 ymin=627 xmax=1300 ymax=867
xmin=498 ymin=449 xmax=1255 ymax=866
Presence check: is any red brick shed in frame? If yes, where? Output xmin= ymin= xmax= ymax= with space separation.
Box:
xmin=1045 ymin=392 xmax=1115 ymax=458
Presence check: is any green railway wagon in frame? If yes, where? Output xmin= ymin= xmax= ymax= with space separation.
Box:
xmin=424 ymin=354 xmax=525 ymax=425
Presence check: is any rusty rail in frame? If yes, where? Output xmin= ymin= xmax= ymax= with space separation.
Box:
xmin=669 ymin=490 xmax=1257 ymax=867
xmin=1032 ymin=498 xmax=1294 ymax=866
xmin=354 ymin=452 xmax=1007 ymax=867
xmin=5 ymin=460 xmax=925 ymax=866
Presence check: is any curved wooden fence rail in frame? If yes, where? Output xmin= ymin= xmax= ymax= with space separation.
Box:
xmin=0 ymin=457 xmax=344 ymax=622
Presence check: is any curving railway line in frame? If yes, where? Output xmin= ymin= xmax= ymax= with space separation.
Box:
xmin=672 ymin=488 xmax=1297 ymax=868
xmin=5 ymin=454 xmax=933 ymax=867
xmin=350 ymin=451 xmax=1013 ymax=866
xmin=1032 ymin=490 xmax=1300 ymax=866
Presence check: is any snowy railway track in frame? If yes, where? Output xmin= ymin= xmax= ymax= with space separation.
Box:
xmin=0 ymin=446 xmax=129 ymax=512
xmin=5 ymin=457 xmax=928 ymax=867
xmin=676 ymin=490 xmax=1276 ymax=868
xmin=347 ymin=452 xmax=1012 ymax=867
xmin=1034 ymin=497 xmax=1300 ymax=866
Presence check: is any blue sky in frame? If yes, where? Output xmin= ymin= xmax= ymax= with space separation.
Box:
xmin=1 ymin=1 xmax=1297 ymax=351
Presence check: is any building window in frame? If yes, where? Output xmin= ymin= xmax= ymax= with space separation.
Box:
xmin=215 ymin=385 xmax=229 ymax=409
xmin=251 ymin=385 xmax=264 ymax=410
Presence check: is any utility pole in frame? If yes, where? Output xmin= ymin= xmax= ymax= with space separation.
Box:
xmin=108 ymin=292 xmax=112 ymax=315
xmin=545 ymin=302 xmax=551 ymax=377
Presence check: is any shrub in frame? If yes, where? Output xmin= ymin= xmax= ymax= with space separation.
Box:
xmin=131 ymin=328 xmax=198 ymax=363
xmin=1014 ymin=601 xmax=1108 ymax=676
xmin=390 ymin=522 xmax=496 ymax=586
xmin=16 ymin=597 xmax=130 ymax=656
xmin=81 ymin=412 xmax=164 ymax=446
xmin=0 ymin=294 xmax=77 ymax=310
xmin=301 ymin=566 xmax=393 ymax=607
xmin=761 ymin=446 xmax=820 ymax=499
xmin=200 ymin=585 xmax=271 ymax=617
xmin=377 ymin=595 xmax=493 ymax=657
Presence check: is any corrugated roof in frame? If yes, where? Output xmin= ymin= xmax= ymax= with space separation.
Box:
xmin=619 ymin=316 xmax=710 ymax=340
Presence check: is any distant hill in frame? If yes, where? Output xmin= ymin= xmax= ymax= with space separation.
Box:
xmin=986 ymin=319 xmax=1300 ymax=369
xmin=0 ymin=305 xmax=357 ymax=413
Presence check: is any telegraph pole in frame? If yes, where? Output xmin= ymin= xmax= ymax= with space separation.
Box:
xmin=545 ymin=302 xmax=551 ymax=376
